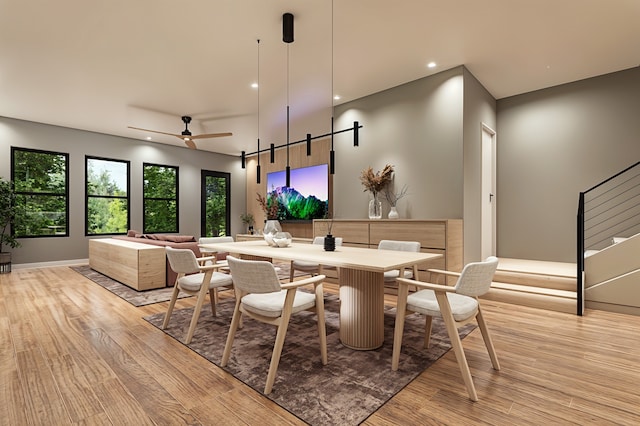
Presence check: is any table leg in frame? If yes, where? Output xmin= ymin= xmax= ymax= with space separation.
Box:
xmin=339 ymin=268 xmax=385 ymax=350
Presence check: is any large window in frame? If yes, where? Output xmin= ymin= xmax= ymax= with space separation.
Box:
xmin=11 ymin=147 xmax=69 ymax=237
xmin=143 ymin=163 xmax=178 ymax=233
xmin=86 ymin=156 xmax=129 ymax=235
xmin=201 ymin=170 xmax=230 ymax=237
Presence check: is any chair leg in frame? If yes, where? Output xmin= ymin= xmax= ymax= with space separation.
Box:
xmin=184 ymin=279 xmax=211 ymax=344
xmin=435 ymin=292 xmax=478 ymax=402
xmin=391 ymin=282 xmax=410 ymax=371
xmin=314 ymin=283 xmax=328 ymax=365
xmin=289 ymin=260 xmax=295 ymax=282
xmin=209 ymin=288 xmax=217 ymax=316
xmin=423 ymin=315 xmax=433 ymax=349
xmin=476 ymin=303 xmax=500 ymax=370
xmin=264 ymin=289 xmax=296 ymax=394
xmin=221 ymin=298 xmax=243 ymax=367
xmin=162 ymin=282 xmax=181 ymax=329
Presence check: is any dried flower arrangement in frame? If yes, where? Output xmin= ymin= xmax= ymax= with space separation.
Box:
xmin=256 ymin=192 xmax=280 ymax=220
xmin=360 ymin=164 xmax=394 ymax=199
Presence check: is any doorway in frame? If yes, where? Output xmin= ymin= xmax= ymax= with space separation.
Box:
xmin=481 ymin=123 xmax=497 ymax=259
xmin=201 ymin=170 xmax=231 ymax=237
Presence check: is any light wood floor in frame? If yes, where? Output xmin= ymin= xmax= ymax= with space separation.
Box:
xmin=2 ymin=266 xmax=640 ymax=425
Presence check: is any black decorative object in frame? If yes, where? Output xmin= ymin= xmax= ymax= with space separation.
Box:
xmin=283 ymin=12 xmax=294 ymax=43
xmin=324 ymin=234 xmax=336 ymax=252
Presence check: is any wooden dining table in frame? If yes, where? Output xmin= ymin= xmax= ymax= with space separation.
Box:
xmin=200 ymin=239 xmax=442 ymax=350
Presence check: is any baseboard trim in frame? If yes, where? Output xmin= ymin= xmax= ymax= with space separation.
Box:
xmin=13 ymin=259 xmax=89 ymax=270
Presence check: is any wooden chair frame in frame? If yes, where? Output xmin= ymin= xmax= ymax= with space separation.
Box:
xmin=392 ymin=267 xmax=500 ymax=401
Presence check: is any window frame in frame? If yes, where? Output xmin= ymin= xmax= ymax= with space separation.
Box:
xmin=85 ymin=155 xmax=130 ymax=236
xmin=201 ymin=170 xmax=231 ymax=237
xmin=142 ymin=162 xmax=179 ymax=234
xmin=10 ymin=147 xmax=70 ymax=238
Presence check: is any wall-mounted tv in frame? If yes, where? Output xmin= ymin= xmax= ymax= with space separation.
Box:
xmin=266 ymin=164 xmax=329 ymax=221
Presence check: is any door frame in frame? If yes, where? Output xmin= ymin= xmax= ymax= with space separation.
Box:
xmin=480 ymin=123 xmax=497 ymax=259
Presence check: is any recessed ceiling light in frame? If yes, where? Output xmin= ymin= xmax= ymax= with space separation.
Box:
xmin=427 ymin=62 xmax=436 ymax=69
xmin=251 ymin=82 xmax=258 ymax=88
xmin=334 ymin=95 xmax=341 ymax=100
xmin=146 ymin=136 xmax=152 ymax=140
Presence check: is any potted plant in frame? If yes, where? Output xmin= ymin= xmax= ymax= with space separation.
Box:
xmin=0 ymin=178 xmax=21 ymax=273
xmin=240 ymin=213 xmax=255 ymax=234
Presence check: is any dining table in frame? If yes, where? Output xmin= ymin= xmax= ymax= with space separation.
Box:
xmin=200 ymin=239 xmax=442 ymax=350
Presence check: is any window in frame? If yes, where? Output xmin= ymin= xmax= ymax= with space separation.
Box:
xmin=143 ymin=163 xmax=178 ymax=233
xmin=86 ymin=156 xmax=129 ymax=235
xmin=201 ymin=170 xmax=230 ymax=237
xmin=11 ymin=147 xmax=69 ymax=237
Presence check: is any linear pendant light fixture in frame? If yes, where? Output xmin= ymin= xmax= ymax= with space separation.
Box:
xmin=243 ymin=9 xmax=361 ymax=170
xmin=283 ymin=12 xmax=293 ymax=187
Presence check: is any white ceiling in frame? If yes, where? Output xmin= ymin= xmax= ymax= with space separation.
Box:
xmin=1 ymin=0 xmax=638 ymax=156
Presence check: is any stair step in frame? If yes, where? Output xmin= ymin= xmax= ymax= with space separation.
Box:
xmin=493 ymin=270 xmax=576 ymax=292
xmin=490 ymin=282 xmax=576 ymax=299
xmin=482 ymin=285 xmax=576 ymax=314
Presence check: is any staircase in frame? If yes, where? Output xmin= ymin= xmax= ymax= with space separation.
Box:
xmin=482 ymin=258 xmax=577 ymax=314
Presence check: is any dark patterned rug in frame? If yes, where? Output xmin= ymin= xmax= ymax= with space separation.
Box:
xmin=70 ymin=263 xmax=306 ymax=307
xmin=144 ymin=294 xmax=475 ymax=425
xmin=70 ymin=265 xmax=190 ymax=306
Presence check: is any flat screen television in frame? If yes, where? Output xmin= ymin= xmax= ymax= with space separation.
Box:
xmin=266 ymin=164 xmax=329 ymax=221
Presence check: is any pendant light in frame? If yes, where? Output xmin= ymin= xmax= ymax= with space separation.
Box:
xmin=256 ymin=39 xmax=261 ymax=184
xmin=283 ymin=12 xmax=293 ymax=187
xmin=329 ymin=0 xmax=336 ymax=175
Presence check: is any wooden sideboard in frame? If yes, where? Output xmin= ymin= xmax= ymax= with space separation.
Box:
xmin=313 ymin=219 xmax=463 ymax=284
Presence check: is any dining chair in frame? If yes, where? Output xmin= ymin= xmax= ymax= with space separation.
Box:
xmin=289 ymin=236 xmax=343 ymax=281
xmin=377 ymin=239 xmax=421 ymax=285
xmin=164 ymin=247 xmax=234 ymax=344
xmin=222 ymin=255 xmax=328 ymax=394
xmin=391 ymin=256 xmax=500 ymax=401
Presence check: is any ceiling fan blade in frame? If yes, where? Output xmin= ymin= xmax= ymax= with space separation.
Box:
xmin=184 ymin=139 xmax=197 ymax=149
xmin=128 ymin=126 xmax=183 ymax=138
xmin=191 ymin=132 xmax=233 ymax=140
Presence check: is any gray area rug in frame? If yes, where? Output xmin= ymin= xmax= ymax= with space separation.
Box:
xmin=144 ymin=294 xmax=475 ymax=425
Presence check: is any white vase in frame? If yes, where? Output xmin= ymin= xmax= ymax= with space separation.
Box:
xmin=368 ymin=199 xmax=382 ymax=219
xmin=388 ymin=206 xmax=399 ymax=219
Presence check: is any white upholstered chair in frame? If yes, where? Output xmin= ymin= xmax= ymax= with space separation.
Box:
xmin=289 ymin=236 xmax=343 ymax=281
xmin=391 ymin=256 xmax=500 ymax=401
xmin=164 ymin=247 xmax=234 ymax=344
xmin=222 ymin=255 xmax=327 ymax=394
xmin=377 ymin=239 xmax=421 ymax=284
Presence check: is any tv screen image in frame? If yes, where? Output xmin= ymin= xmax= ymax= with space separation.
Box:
xmin=266 ymin=164 xmax=329 ymax=221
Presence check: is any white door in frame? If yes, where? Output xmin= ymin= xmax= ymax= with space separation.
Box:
xmin=481 ymin=123 xmax=497 ymax=259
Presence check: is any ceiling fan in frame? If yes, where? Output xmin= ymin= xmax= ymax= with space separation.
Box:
xmin=128 ymin=116 xmax=232 ymax=149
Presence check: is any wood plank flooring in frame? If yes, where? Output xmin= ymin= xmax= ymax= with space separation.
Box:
xmin=2 ymin=266 xmax=640 ymax=425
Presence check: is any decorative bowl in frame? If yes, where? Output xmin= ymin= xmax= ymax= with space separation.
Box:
xmin=272 ymin=232 xmax=292 ymax=248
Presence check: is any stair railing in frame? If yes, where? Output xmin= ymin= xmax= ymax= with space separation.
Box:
xmin=577 ymin=161 xmax=640 ymax=315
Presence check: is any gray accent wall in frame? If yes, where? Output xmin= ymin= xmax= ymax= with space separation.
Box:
xmin=333 ymin=66 xmax=496 ymax=262
xmin=497 ymin=67 xmax=640 ymax=262
xmin=333 ymin=66 xmax=466 ymax=221
xmin=0 ymin=117 xmax=246 ymax=265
